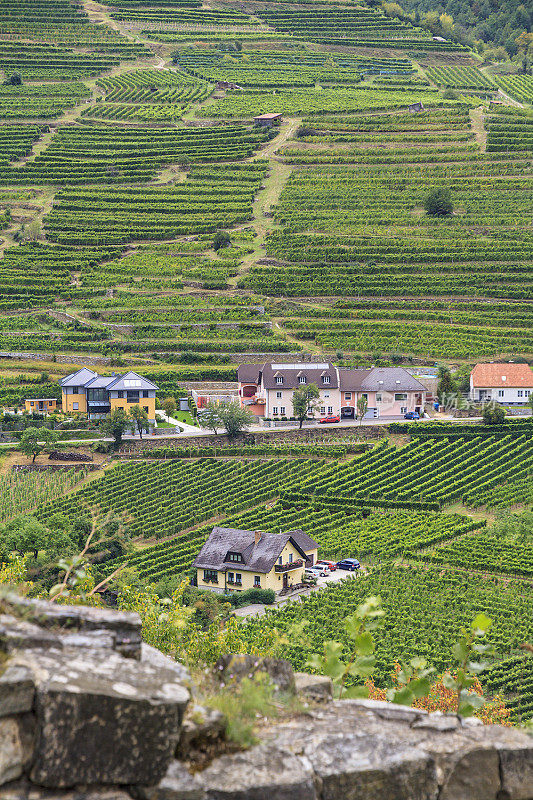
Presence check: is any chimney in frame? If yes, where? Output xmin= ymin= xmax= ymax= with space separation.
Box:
xmin=254 ymin=530 xmax=263 ymax=545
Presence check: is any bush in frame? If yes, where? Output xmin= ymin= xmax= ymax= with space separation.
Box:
xmin=424 ymin=187 xmax=453 ymax=217
xmin=229 ymin=588 xmax=275 ymax=607
xmin=213 ymin=231 xmax=231 ymax=251
xmin=483 ymin=404 xmax=506 ymax=425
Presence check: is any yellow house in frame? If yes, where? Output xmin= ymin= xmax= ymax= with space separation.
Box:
xmin=24 ymin=398 xmax=58 ymax=414
xmin=193 ymin=527 xmax=319 ymax=594
xmin=60 ymin=368 xmax=158 ymax=422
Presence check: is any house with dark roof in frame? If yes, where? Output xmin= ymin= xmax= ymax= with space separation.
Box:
xmin=470 ymin=363 xmax=533 ymax=404
xmin=237 ymin=362 xmax=426 ymax=420
xmin=59 ymin=368 xmax=158 ymax=421
xmin=192 ymin=527 xmax=319 ymax=594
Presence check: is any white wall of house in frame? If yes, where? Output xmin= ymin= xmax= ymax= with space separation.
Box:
xmin=471 ymin=386 xmax=532 ymax=404
xmin=266 ymin=387 xmax=341 ymax=417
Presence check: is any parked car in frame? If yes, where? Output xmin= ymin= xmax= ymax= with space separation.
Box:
xmin=404 ymin=411 xmax=420 ymax=420
xmin=305 ymin=566 xmax=330 ymax=578
xmin=319 ymin=415 xmax=341 ymax=424
xmin=336 ymin=558 xmax=361 ymax=571
xmin=315 ymin=560 xmax=337 ymax=572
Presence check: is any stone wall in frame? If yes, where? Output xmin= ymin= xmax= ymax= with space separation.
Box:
xmin=1 ymin=594 xmax=533 ymax=800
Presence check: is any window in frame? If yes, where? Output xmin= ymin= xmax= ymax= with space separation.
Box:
xmin=254 ymin=576 xmax=261 ymax=587
xmin=276 ymin=376 xmax=283 ymax=384
xmin=73 ymin=402 xmax=79 ymax=410
xmin=324 ymin=392 xmax=330 ymax=399
xmin=518 ymin=390 xmax=523 ymax=398
xmin=226 ymin=552 xmax=243 ymax=563
xmin=142 ymin=390 xmax=149 ymax=398
xmin=30 ymin=401 xmax=34 ymax=406
xmin=376 ymin=393 xmax=382 ymax=402
xmin=127 ymin=391 xmax=140 ymax=403
xmin=227 ymin=572 xmax=234 ymax=584
xmin=328 ymin=406 xmax=333 ymax=414
xmin=235 ymin=573 xmax=242 ymax=585
xmin=401 ymin=407 xmax=407 ymax=414
xmin=344 ymin=393 xmax=351 ymax=400
xmin=395 ymin=393 xmax=407 ymax=402
xmin=298 ymin=376 xmax=306 ymax=384
xmin=322 ymin=375 xmax=330 ymax=384
xmin=276 ymin=391 xmax=282 ymax=399
xmin=143 ymin=406 xmax=149 ymax=414
xmin=117 ymin=391 xmax=124 ymax=399
xmin=203 ymin=569 xmax=218 ymax=583
xmin=320 ymin=406 xmax=325 ymax=414
xmin=273 ymin=407 xmax=278 ymax=416
xmin=72 ymin=387 xmax=79 ymax=394
xmin=526 ymin=390 xmax=531 ymax=397
xmin=280 ymin=407 xmax=285 ymax=415
xmin=498 ymin=390 xmax=504 ymax=398
xmin=278 ymin=556 xmax=282 ymax=565
xmin=288 ymin=553 xmax=293 ymax=563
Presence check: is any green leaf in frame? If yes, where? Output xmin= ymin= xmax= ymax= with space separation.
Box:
xmin=353 ymin=632 xmax=374 ymax=656
xmin=344 ymin=614 xmax=362 ymax=640
xmin=342 ymin=684 xmax=369 ymax=699
xmin=467 ymin=659 xmax=490 ymax=675
xmin=410 ymin=677 xmax=431 ymax=699
xmin=442 ymin=672 xmax=458 ymax=690
xmin=391 ymin=686 xmax=415 ymax=706
xmin=452 ymin=641 xmax=469 ymax=663
xmin=471 ymin=613 xmax=492 ymax=635
xmin=410 ymin=657 xmax=428 ymax=670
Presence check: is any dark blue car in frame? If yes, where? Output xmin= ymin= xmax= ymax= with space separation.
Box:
xmin=336 ymin=558 xmax=361 ymax=571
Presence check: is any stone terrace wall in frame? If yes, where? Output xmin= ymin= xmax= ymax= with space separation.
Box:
xmin=1 ymin=594 xmax=533 ymax=800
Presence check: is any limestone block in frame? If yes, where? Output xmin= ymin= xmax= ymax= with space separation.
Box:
xmin=215 ymin=655 xmax=295 ymax=693
xmin=0 ymin=716 xmax=35 ymax=786
xmin=135 ymin=761 xmax=206 ymax=800
xmin=0 ymin=665 xmax=34 ymax=717
xmin=294 ymin=673 xmax=333 ymax=702
xmin=197 ymin=744 xmax=316 ymax=800
xmin=8 ymin=648 xmax=189 ymax=788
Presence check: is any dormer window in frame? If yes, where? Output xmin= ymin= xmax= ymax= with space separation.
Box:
xmin=225 ymin=551 xmax=243 ymax=563
xmin=298 ymin=376 xmax=306 ymax=384
xmin=322 ymin=375 xmax=330 ymax=385
xmin=276 ymin=376 xmax=283 ymax=385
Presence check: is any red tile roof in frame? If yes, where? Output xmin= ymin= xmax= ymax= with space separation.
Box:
xmin=471 ymin=363 xmax=533 ymax=388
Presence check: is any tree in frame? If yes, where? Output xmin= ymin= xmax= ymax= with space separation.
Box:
xmin=437 ymin=366 xmax=457 ymax=403
xmin=217 ymin=401 xmax=254 ymax=439
xmin=129 ymin=405 xmax=149 ymax=439
xmin=292 ymin=382 xmax=320 ymax=429
xmin=424 ymin=187 xmax=453 ymax=217
xmin=213 ymin=231 xmax=231 ymax=251
xmin=4 ymin=72 xmax=22 ymax=86
xmin=0 ymin=516 xmax=71 ymax=561
xmin=19 ymin=426 xmax=58 ymax=463
xmin=161 ymin=396 xmax=177 ymax=418
xmin=100 ymin=408 xmax=129 ymax=448
xmin=197 ymin=401 xmax=223 ymax=435
xmin=483 ymin=404 xmax=506 ymax=425
xmin=356 ymin=395 xmax=368 ymax=426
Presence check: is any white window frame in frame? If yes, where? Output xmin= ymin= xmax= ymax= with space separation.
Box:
xmin=280 ymin=406 xmax=286 ymax=415
xmin=322 ymin=376 xmax=331 ymax=384
xmin=518 ymin=390 xmax=523 ymax=398
xmin=276 ymin=391 xmax=282 ymax=399
xmin=498 ymin=390 xmax=504 ymax=398
xmin=276 ymin=376 xmax=283 ymax=384
xmin=401 ymin=406 xmax=407 ymax=414
xmin=73 ymin=402 xmax=79 ymax=410
xmin=273 ymin=407 xmax=278 ymax=416
xmin=376 ymin=393 xmax=382 ymax=402
xmin=328 ymin=406 xmax=333 ymax=414
xmin=298 ymin=376 xmax=306 ymax=384
xmin=344 ymin=392 xmax=351 ymax=400
xmin=320 ymin=406 xmax=326 ymax=414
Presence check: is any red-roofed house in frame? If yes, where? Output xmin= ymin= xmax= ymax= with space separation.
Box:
xmin=470 ymin=363 xmax=533 ymax=404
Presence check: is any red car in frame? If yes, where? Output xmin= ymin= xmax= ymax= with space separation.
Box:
xmin=315 ymin=560 xmax=337 ymax=572
xmin=319 ymin=414 xmax=340 ymax=424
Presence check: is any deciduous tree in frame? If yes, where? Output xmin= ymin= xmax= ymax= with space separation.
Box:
xmin=292 ymin=382 xmax=320 ymax=429
xmin=19 ymin=426 xmax=58 ymax=463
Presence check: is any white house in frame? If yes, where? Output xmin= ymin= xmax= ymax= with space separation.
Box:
xmin=470 ymin=363 xmax=533 ymax=404
xmin=237 ymin=362 xmax=426 ymax=420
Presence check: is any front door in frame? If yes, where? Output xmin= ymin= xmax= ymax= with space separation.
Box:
xmin=283 ymin=573 xmax=288 ymax=589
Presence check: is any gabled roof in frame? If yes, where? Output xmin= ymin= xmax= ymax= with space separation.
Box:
xmin=60 ymin=368 xmax=98 ymax=388
xmin=339 ymin=367 xmax=426 ymax=393
xmin=260 ymin=362 xmax=338 ymax=390
xmin=237 ymin=363 xmax=263 ymax=384
xmin=105 ymin=371 xmax=159 ymax=391
xmin=471 ymin=363 xmax=533 ymax=388
xmin=85 ymin=376 xmax=115 ymax=389
xmin=192 ymin=527 xmax=318 ymax=574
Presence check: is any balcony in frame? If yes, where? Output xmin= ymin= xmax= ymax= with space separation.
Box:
xmin=275 ymin=559 xmax=304 ymax=572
